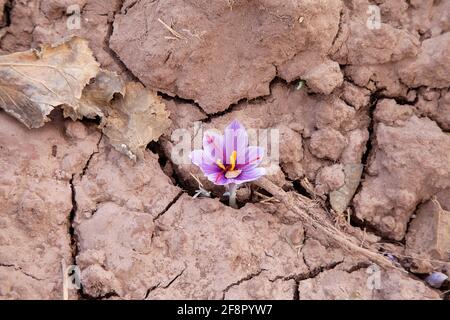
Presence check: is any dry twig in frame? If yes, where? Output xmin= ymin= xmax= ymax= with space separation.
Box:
xmin=158 ymin=18 xmax=185 ymax=40
xmin=254 ymin=177 xmax=400 ymax=270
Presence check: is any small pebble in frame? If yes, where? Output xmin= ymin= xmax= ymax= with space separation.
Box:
xmin=425 ymin=272 xmax=448 ymax=288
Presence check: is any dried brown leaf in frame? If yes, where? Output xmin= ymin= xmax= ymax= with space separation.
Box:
xmin=101 ymin=82 xmax=171 ymax=160
xmin=0 ymin=37 xmax=169 ymax=160
xmin=0 ymin=37 xmax=100 ymax=128
xmin=63 ymin=69 xmax=125 ymax=120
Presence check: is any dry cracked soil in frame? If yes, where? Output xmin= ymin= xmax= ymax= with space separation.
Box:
xmin=0 ymin=0 xmax=450 ymax=300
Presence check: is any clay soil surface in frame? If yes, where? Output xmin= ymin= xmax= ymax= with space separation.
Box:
xmin=0 ymin=0 xmax=449 ymax=300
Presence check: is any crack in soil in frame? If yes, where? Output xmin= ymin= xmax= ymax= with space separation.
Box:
xmin=80 ymin=290 xmax=119 ymax=300
xmin=291 ymin=259 xmax=376 ymax=300
xmin=153 ymin=190 xmax=184 ymax=221
xmin=143 ymin=283 xmax=160 ymax=300
xmin=221 ymin=269 xmax=266 ymax=300
xmin=157 ymin=90 xmax=208 ymax=119
xmin=292 ymin=179 xmax=316 ymax=200
xmin=122 ymin=0 xmax=139 ymax=14
xmin=359 ymin=89 xmax=381 ymax=170
xmin=68 ymin=175 xmax=79 ymax=266
xmin=164 ymin=267 xmax=186 ymax=289
xmin=346 ymin=89 xmax=387 ymax=238
xmin=329 ymin=7 xmax=350 ymax=60
xmin=400 ymin=201 xmax=423 ymax=245
xmin=272 ymin=255 xmax=344 ymax=284
xmin=299 ymin=260 xmax=344 ymax=282
xmin=268 ymin=258 xmax=345 ymax=300
xmin=344 ymin=261 xmax=372 ymax=273
xmin=66 ymin=134 xmax=105 ymax=299
xmin=143 ymin=267 xmax=186 ymax=299
xmin=147 ymin=139 xmax=194 ymax=194
xmin=104 ymin=0 xmax=142 ymax=83
xmin=0 ymin=263 xmax=44 ymax=281
xmin=330 ymin=7 xmax=344 ymax=48
xmin=159 ymin=65 xmax=284 ymax=119
xmin=0 ymin=0 xmax=13 ymax=49
xmin=69 ymin=134 xmax=103 ymax=252
xmin=343 ymin=74 xmax=373 ymax=92
xmin=81 ymin=133 xmax=103 ymax=178
xmin=203 ymin=77 xmax=288 ymax=123
xmin=154 ymin=75 xmax=284 ymax=121
xmin=0 ymin=0 xmax=12 ymax=28
xmin=293 ymin=280 xmax=300 ymax=300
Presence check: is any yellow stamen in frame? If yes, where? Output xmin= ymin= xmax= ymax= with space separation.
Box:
xmin=216 ymin=159 xmax=226 ymax=171
xmin=230 ymin=150 xmax=237 ymax=171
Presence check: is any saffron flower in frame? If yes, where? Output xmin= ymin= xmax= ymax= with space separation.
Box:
xmin=189 ymin=120 xmax=266 ymax=207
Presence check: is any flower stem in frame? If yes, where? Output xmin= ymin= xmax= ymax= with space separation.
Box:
xmin=229 ymin=183 xmax=238 ymax=209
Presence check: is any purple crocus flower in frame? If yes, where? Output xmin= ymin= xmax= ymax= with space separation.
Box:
xmin=189 ymin=120 xmax=266 ymax=186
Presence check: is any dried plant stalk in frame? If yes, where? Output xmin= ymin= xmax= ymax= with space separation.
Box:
xmin=255 ymin=177 xmax=401 ymax=271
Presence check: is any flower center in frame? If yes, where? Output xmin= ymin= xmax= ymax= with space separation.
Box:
xmin=216 ymin=150 xmax=242 ymax=179
xmin=225 ymin=170 xmax=242 ymax=179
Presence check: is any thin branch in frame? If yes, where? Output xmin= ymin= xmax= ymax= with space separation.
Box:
xmin=254 ymin=177 xmax=400 ymax=271
xmin=158 ymin=18 xmax=185 ymax=40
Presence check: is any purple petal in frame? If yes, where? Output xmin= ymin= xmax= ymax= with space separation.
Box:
xmin=205 ymin=171 xmax=230 ymax=185
xmin=233 ymin=167 xmax=266 ymax=184
xmin=190 ymin=150 xmax=212 ymax=166
xmin=227 ymin=120 xmax=244 ymax=131
xmin=203 ymin=131 xmax=224 ymax=162
xmin=236 ymin=146 xmax=265 ymax=169
xmin=224 ymin=120 xmax=248 ymax=164
xmin=200 ymin=163 xmax=222 ymax=175
xmin=190 ymin=150 xmax=221 ymax=175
